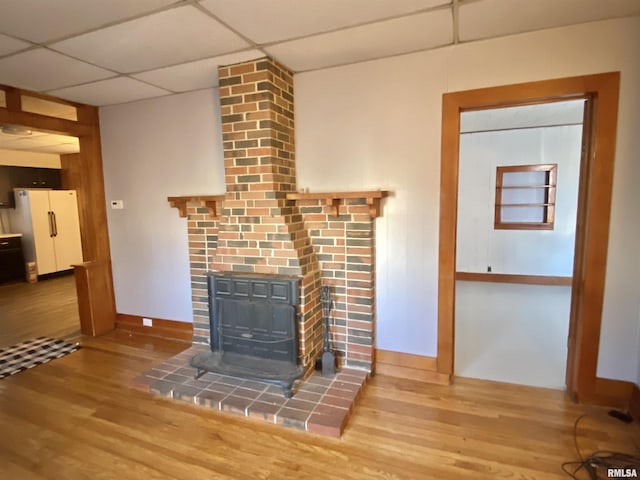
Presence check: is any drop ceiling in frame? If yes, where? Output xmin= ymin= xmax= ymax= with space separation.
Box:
xmin=0 ymin=129 xmax=79 ymax=155
xmin=0 ymin=0 xmax=637 ymax=107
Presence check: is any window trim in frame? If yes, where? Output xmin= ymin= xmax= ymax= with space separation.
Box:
xmin=494 ymin=163 xmax=557 ymax=230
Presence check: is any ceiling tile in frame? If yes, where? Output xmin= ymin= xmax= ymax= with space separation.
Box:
xmin=0 ymin=130 xmax=79 ymax=154
xmin=132 ymin=50 xmax=265 ymax=92
xmin=459 ymin=0 xmax=640 ymax=41
xmin=0 ymin=0 xmax=178 ymax=43
xmin=265 ymin=9 xmax=452 ymax=72
xmin=0 ymin=33 xmax=31 ymax=56
xmin=50 ymin=6 xmax=250 ymax=74
xmin=202 ymin=0 xmax=450 ymax=44
xmin=48 ymin=77 xmax=171 ymax=106
xmin=0 ymin=48 xmax=115 ymax=91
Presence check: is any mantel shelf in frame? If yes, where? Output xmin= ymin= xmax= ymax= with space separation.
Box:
xmin=286 ymin=190 xmax=390 ymax=218
xmin=167 ymin=195 xmax=225 ymax=218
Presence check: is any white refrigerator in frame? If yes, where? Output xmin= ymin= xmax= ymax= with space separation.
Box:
xmin=10 ymin=189 xmax=83 ymax=275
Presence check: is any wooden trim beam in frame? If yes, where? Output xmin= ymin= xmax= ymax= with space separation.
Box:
xmin=630 ymin=385 xmax=640 ymax=421
xmin=582 ymin=377 xmax=635 ymax=409
xmin=455 ymin=272 xmax=572 ymax=286
xmin=286 ymin=190 xmax=390 ymax=218
xmin=167 ymin=195 xmax=225 ymax=218
xmin=375 ymin=349 xmax=450 ymax=385
xmin=0 ymin=107 xmax=91 ymax=136
xmin=73 ymin=261 xmax=114 ymax=336
xmin=116 ymin=313 xmax=193 ymax=343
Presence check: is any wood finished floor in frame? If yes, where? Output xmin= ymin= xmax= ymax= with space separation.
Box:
xmin=0 ymin=330 xmax=637 ymax=479
xmin=0 ymin=274 xmax=80 ymax=348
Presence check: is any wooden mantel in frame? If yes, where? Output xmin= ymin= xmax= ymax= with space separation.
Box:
xmin=167 ymin=195 xmax=225 ymax=218
xmin=169 ymin=191 xmax=390 ymax=219
xmin=286 ymin=190 xmax=390 ymax=218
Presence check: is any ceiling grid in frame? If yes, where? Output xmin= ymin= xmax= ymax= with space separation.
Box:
xmin=0 ymin=0 xmax=636 ymax=108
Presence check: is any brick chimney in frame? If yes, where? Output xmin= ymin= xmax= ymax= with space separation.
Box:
xmin=212 ymin=57 xmax=323 ymax=372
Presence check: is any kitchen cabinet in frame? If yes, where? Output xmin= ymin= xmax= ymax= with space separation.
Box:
xmin=0 ymin=166 xmax=11 ymax=208
xmin=9 ymin=189 xmax=83 ymax=275
xmin=0 ymin=234 xmax=26 ymax=283
xmin=0 ymin=167 xmax=62 ymax=208
xmin=10 ymin=166 xmax=61 ymax=190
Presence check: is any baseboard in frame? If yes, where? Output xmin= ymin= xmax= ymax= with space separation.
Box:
xmin=584 ymin=377 xmax=635 ymax=409
xmin=115 ymin=314 xmax=193 ymax=343
xmin=630 ymin=384 xmax=640 ymax=421
xmin=375 ymin=349 xmax=450 ymax=385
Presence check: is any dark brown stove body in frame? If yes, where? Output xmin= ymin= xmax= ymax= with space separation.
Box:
xmin=190 ymin=272 xmax=303 ymax=397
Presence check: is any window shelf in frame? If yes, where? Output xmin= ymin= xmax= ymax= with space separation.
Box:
xmin=495 ymin=164 xmax=557 ymax=230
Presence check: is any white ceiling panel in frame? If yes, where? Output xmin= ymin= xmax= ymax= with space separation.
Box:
xmin=265 ymin=9 xmax=452 ymax=72
xmin=0 ymin=48 xmax=115 ymax=92
xmin=0 ymin=0 xmax=179 ymax=43
xmin=0 ymin=1 xmax=638 ymax=107
xmin=201 ymin=0 xmax=450 ymax=43
xmin=459 ymin=0 xmax=640 ymax=41
xmin=0 ymin=134 xmax=77 ymax=152
xmin=133 ymin=50 xmax=265 ymax=92
xmin=50 ymin=6 xmax=250 ymax=74
xmin=30 ymin=143 xmax=80 ymax=154
xmin=48 ymin=77 xmax=171 ymax=106
xmin=0 ymin=33 xmax=31 ymax=56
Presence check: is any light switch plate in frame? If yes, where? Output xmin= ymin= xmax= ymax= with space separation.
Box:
xmin=110 ymin=200 xmax=124 ymax=209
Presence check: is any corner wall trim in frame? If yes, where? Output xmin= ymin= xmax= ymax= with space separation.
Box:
xmin=375 ymin=349 xmax=450 ymax=385
xmin=582 ymin=377 xmax=635 ymax=409
xmin=115 ymin=314 xmax=193 ymax=343
xmin=630 ymin=385 xmax=640 ymax=421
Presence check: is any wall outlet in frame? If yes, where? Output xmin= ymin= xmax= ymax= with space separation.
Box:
xmin=110 ymin=200 xmax=124 ymax=209
xmin=487 ymin=265 xmax=492 ymax=272
xmin=142 ymin=318 xmax=153 ymax=327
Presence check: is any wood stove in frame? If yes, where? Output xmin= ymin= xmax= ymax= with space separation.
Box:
xmin=190 ymin=272 xmax=303 ymax=397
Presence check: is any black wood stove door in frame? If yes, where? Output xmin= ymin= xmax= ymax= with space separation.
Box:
xmin=209 ymin=273 xmax=299 ymax=366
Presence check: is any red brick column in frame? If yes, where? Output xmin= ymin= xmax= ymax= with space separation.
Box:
xmin=297 ymin=198 xmax=376 ymax=371
xmin=212 ymin=57 xmax=323 ymax=372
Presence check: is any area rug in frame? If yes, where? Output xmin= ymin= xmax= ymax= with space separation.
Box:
xmin=0 ymin=337 xmax=80 ymax=379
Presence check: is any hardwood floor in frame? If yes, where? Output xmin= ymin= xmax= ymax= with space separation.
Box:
xmin=0 ymin=330 xmax=637 ymax=479
xmin=0 ymin=273 xmax=80 ymax=348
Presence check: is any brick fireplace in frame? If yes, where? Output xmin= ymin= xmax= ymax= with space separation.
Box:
xmin=169 ymin=57 xmax=387 ymax=378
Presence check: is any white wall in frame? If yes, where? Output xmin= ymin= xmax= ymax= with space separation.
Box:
xmin=455 ymin=282 xmax=571 ymax=389
xmin=295 ymin=16 xmax=640 ymax=382
xmin=456 ymin=124 xmax=582 ymax=276
xmin=97 ymin=17 xmax=640 ymax=383
xmin=100 ymin=89 xmax=225 ymax=322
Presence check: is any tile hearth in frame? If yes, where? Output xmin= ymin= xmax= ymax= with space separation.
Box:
xmin=132 ymin=345 xmax=368 ymax=437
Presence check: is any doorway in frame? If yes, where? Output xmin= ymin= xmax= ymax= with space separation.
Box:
xmin=0 ymin=86 xmax=116 ymax=339
xmin=0 ymin=129 xmax=82 ymax=347
xmin=454 ymin=100 xmax=584 ymax=388
xmin=436 ymin=72 xmax=620 ymax=402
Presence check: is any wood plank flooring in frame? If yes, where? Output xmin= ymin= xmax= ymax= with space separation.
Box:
xmin=0 ymin=274 xmax=80 ymax=348
xmin=0 ymin=330 xmax=637 ymax=479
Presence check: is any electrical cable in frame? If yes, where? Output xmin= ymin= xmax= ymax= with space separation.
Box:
xmin=561 ymin=413 xmax=640 ymax=479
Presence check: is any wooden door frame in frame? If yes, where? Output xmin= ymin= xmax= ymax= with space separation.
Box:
xmin=0 ymin=86 xmax=116 ymax=335
xmin=436 ymin=72 xmax=620 ymax=403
